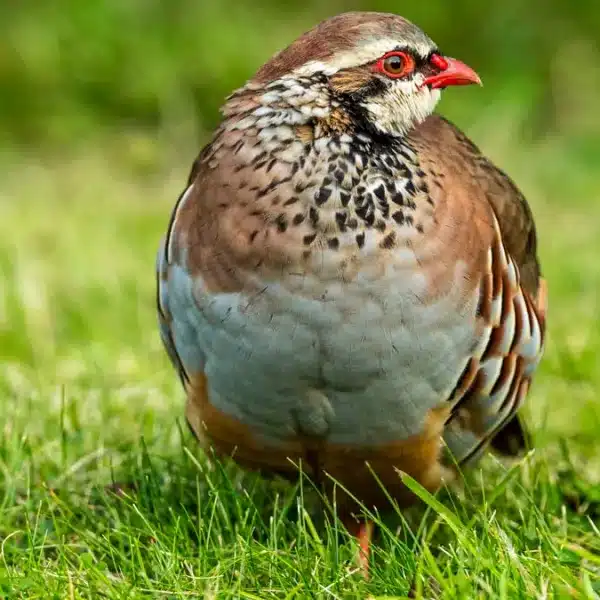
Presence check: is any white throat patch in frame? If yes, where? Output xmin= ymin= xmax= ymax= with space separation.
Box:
xmin=364 ymin=79 xmax=442 ymax=136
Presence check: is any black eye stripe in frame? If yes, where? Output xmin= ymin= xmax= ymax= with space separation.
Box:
xmin=381 ymin=46 xmax=440 ymax=71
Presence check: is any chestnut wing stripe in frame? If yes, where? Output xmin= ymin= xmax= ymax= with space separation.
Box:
xmin=446 ymin=213 xmax=546 ymax=464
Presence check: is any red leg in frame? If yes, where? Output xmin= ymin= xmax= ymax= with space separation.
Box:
xmin=357 ymin=520 xmax=374 ymax=579
xmin=342 ymin=515 xmax=374 ymax=579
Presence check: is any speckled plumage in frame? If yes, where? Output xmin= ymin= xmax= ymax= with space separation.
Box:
xmin=156 ymin=12 xmax=546 ymax=524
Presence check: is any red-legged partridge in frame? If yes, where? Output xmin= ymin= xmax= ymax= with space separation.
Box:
xmin=156 ymin=11 xmax=547 ymax=577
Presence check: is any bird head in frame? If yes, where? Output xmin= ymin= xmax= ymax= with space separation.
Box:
xmin=246 ymin=12 xmax=481 ymax=138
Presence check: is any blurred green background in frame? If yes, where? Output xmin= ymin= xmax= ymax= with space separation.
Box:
xmin=2 ymin=0 xmax=600 ymax=150
xmin=1 ymin=3 xmax=600 ymax=595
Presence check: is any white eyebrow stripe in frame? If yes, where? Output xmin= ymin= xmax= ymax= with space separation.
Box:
xmin=292 ymin=38 xmax=435 ymax=77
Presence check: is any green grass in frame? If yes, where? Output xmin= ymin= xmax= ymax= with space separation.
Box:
xmin=1 ymin=107 xmax=600 ymax=598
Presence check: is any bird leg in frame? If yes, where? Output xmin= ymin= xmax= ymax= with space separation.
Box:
xmin=344 ymin=517 xmax=374 ymax=579
xmin=357 ymin=520 xmax=374 ymax=579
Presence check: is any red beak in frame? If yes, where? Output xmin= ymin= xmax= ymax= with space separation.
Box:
xmin=421 ymin=56 xmax=482 ymax=90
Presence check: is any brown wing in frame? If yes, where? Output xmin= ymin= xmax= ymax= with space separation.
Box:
xmin=411 ymin=115 xmax=547 ymax=459
xmin=427 ymin=115 xmax=542 ymax=297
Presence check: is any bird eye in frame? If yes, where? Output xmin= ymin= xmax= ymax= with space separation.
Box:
xmin=377 ymin=51 xmax=415 ymax=79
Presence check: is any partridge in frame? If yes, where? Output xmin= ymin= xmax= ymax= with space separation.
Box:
xmin=156 ymin=11 xmax=547 ymax=576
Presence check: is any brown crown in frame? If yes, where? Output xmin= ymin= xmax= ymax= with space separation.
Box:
xmin=253 ymin=11 xmax=434 ymax=84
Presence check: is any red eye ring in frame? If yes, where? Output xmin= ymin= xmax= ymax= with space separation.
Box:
xmin=375 ymin=51 xmax=415 ymax=79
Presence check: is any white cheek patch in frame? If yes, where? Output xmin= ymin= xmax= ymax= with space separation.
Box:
xmin=363 ymin=85 xmax=441 ymax=136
